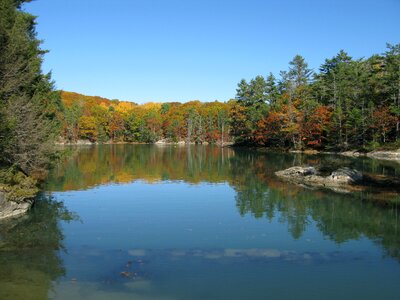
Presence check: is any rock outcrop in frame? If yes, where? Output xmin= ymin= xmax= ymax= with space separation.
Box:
xmin=275 ymin=166 xmax=363 ymax=193
xmin=340 ymin=149 xmax=400 ymax=161
xmin=0 ymin=170 xmax=38 ymax=220
xmin=0 ymin=191 xmax=34 ymax=220
xmin=155 ymin=139 xmax=187 ymax=145
xmin=367 ymin=150 xmax=400 ymax=161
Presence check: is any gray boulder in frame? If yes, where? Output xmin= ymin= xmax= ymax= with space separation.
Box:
xmin=367 ymin=150 xmax=400 ymax=161
xmin=0 ymin=191 xmax=34 ymax=220
xmin=275 ymin=166 xmax=317 ymax=178
xmin=329 ymin=168 xmax=363 ymax=184
xmin=275 ymin=166 xmax=363 ymax=193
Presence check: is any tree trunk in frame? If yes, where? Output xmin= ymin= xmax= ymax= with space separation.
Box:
xmin=221 ymin=122 xmax=225 ymax=145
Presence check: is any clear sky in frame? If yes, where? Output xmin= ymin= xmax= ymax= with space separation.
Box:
xmin=25 ymin=0 xmax=400 ymax=103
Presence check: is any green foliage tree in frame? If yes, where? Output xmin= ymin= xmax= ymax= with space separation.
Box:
xmin=230 ymin=44 xmax=400 ymax=150
xmin=384 ymin=43 xmax=400 ymax=138
xmin=232 ymin=76 xmax=269 ymax=144
xmin=0 ymin=0 xmax=61 ymax=177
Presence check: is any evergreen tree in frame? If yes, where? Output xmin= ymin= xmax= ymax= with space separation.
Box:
xmin=232 ymin=76 xmax=269 ymax=144
xmin=384 ymin=43 xmax=400 ymax=138
xmin=230 ymin=45 xmax=399 ymax=149
xmin=265 ymin=73 xmax=279 ymax=107
xmin=0 ymin=0 xmax=61 ymax=176
xmin=288 ymin=55 xmax=313 ymax=89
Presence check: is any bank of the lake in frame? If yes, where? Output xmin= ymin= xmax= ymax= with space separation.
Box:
xmin=0 ymin=169 xmax=39 ymax=220
xmin=57 ymin=139 xmax=400 ymax=161
xmin=289 ymin=148 xmax=400 ymax=162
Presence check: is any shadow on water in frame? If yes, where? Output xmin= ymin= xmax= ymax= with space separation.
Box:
xmin=0 ymin=194 xmax=79 ymax=300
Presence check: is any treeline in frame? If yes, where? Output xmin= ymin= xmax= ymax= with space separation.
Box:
xmin=232 ymin=44 xmax=400 ymax=150
xmin=61 ymin=43 xmax=399 ymax=151
xmin=0 ymin=0 xmax=61 ymax=178
xmin=60 ymin=91 xmax=231 ymax=144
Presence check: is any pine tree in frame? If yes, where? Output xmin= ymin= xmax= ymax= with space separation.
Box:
xmin=0 ymin=0 xmax=61 ymax=177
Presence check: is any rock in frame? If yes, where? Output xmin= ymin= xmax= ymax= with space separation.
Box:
xmin=339 ymin=149 xmax=400 ymax=162
xmin=289 ymin=149 xmax=319 ymax=154
xmin=120 ymin=271 xmax=131 ymax=278
xmin=155 ymin=139 xmax=186 ymax=145
xmin=155 ymin=139 xmax=168 ymax=144
xmin=329 ymin=168 xmax=363 ymax=184
xmin=275 ymin=166 xmax=317 ymax=178
xmin=76 ymin=139 xmax=95 ymax=145
xmin=341 ymin=151 xmax=363 ymax=157
xmin=217 ymin=141 xmax=234 ymax=147
xmin=275 ymin=166 xmax=363 ymax=193
xmin=303 ymin=149 xmax=319 ymax=154
xmin=0 ymin=191 xmax=34 ymax=220
xmin=55 ymin=139 xmax=94 ymax=145
xmin=367 ymin=150 xmax=400 ymax=161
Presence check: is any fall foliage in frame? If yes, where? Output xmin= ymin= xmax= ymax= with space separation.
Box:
xmin=231 ymin=45 xmax=400 ymax=150
xmin=60 ymin=91 xmax=232 ymax=145
xmin=59 ymin=39 xmax=400 ymax=153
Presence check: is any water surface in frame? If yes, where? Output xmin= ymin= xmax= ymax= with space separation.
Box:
xmin=1 ymin=145 xmax=400 ymax=300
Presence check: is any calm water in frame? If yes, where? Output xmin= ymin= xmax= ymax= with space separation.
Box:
xmin=1 ymin=145 xmax=400 ymax=300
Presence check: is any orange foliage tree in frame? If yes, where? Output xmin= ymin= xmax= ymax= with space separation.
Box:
xmin=301 ymin=105 xmax=332 ymax=148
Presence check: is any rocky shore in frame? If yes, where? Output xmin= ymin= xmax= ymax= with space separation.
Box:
xmin=0 ymin=171 xmax=38 ymax=220
xmin=289 ymin=149 xmax=400 ymax=162
xmin=340 ymin=150 xmax=400 ymax=161
xmin=56 ymin=138 xmax=234 ymax=147
xmin=0 ymin=191 xmax=34 ymax=220
xmin=275 ymin=165 xmax=400 ymax=198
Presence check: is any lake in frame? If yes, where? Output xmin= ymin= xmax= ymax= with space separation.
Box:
xmin=1 ymin=145 xmax=400 ymax=300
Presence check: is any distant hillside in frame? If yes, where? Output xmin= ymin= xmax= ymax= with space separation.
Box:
xmin=61 ymin=91 xmax=137 ymax=108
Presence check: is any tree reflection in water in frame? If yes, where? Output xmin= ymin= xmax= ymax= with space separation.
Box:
xmin=0 ymin=194 xmax=78 ymax=300
xmin=47 ymin=145 xmax=400 ymax=262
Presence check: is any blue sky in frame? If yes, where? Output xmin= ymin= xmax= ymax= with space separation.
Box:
xmin=25 ymin=0 xmax=400 ymax=103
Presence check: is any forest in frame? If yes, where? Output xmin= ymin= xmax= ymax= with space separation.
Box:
xmin=233 ymin=47 xmax=400 ymax=150
xmin=60 ymin=91 xmax=231 ymax=145
xmin=60 ymin=43 xmax=400 ymax=152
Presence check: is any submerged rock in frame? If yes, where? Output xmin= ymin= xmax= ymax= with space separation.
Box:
xmin=275 ymin=166 xmax=363 ymax=193
xmin=120 ymin=271 xmax=131 ymax=278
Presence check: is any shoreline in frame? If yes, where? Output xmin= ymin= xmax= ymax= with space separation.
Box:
xmin=338 ymin=150 xmax=400 ymax=161
xmin=55 ymin=140 xmax=400 ymax=161
xmin=55 ymin=139 xmax=235 ymax=147
xmin=290 ymin=149 xmax=400 ymax=162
